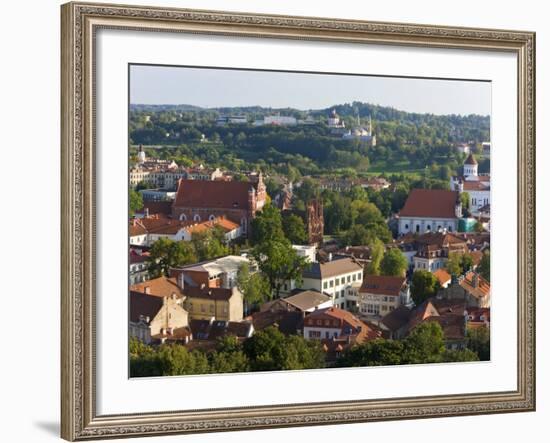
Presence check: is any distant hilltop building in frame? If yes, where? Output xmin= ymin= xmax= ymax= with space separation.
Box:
xmin=342 ymin=114 xmax=376 ymax=145
xmin=253 ymin=114 xmax=298 ymax=126
xmin=327 ymin=109 xmax=347 ymax=135
xmin=450 ymin=153 xmax=490 ymax=215
xmin=216 ymin=114 xmax=248 ymax=126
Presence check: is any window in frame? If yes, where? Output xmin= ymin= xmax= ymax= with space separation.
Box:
xmin=347 ymin=275 xmax=351 ymax=283
xmin=416 ymin=224 xmax=420 ymax=233
xmin=352 ymin=274 xmax=356 ymax=282
xmin=427 ymin=225 xmax=431 ymax=231
xmin=323 ymin=281 xmax=328 ymax=289
xmin=200 ymin=304 xmax=206 ymax=313
xmin=325 ymin=331 xmax=330 ymax=339
xmin=335 ymin=278 xmax=340 ymax=286
xmin=341 ymin=289 xmax=345 ymax=298
xmin=405 ymin=224 xmax=409 ymax=230
xmin=193 ymin=214 xmax=201 ymax=222
xmin=329 ymin=280 xmax=334 ymax=288
xmin=308 ymin=330 xmax=321 ymax=339
xmin=209 ymin=305 xmax=214 ymax=313
xmin=208 ymin=214 xmax=216 ymax=221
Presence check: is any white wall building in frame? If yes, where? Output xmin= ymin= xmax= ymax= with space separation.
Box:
xmin=450 ymin=154 xmax=490 ymax=215
xmin=398 ymin=189 xmax=462 ymax=235
xmin=301 ymin=258 xmax=364 ymax=307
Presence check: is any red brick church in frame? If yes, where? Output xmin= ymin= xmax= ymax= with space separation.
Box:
xmin=171 ymin=173 xmax=267 ymax=236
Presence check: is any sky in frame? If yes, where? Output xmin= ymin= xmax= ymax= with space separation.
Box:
xmin=130 ymin=64 xmax=491 ymax=116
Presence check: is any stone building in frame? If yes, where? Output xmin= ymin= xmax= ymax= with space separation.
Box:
xmin=306 ymin=199 xmax=324 ymax=245
xmin=171 ymin=173 xmax=266 ymax=236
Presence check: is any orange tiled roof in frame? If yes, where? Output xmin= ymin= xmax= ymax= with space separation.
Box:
xmin=433 ymin=268 xmax=452 ymax=286
xmin=459 ymin=271 xmax=490 ymax=299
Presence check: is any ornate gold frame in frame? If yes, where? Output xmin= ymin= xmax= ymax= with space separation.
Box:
xmin=61 ymin=2 xmax=536 ymax=440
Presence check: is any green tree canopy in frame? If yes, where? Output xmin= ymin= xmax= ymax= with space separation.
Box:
xmin=402 ymin=321 xmax=445 ymax=364
xmin=191 ymin=229 xmax=230 ymax=262
xmin=282 ymin=213 xmax=308 ymax=244
xmin=129 ymin=189 xmax=143 ymax=216
xmin=147 ymin=238 xmax=197 ymax=277
xmin=466 ymin=325 xmax=490 ymax=361
xmin=336 ymin=339 xmax=404 ymax=367
xmin=242 ymin=326 xmax=324 ymax=371
xmin=236 ymin=262 xmax=271 ymax=309
xmin=365 ymin=238 xmax=384 ymax=275
xmin=250 ymin=204 xmax=285 ymax=245
xmin=410 ymin=270 xmax=439 ymax=306
xmin=446 ymin=251 xmax=463 ymax=277
xmin=251 ymin=239 xmax=308 ymax=298
xmin=478 ymin=250 xmax=490 ymax=282
xmin=380 ymin=248 xmax=408 ymax=277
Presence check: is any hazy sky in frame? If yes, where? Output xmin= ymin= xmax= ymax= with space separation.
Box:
xmin=130 ymin=64 xmax=491 ymax=116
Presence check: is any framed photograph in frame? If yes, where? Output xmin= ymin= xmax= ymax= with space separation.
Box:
xmin=61 ymin=1 xmax=536 ymax=440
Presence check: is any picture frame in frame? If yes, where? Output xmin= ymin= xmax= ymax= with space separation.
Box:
xmin=61 ymin=1 xmax=536 ymax=440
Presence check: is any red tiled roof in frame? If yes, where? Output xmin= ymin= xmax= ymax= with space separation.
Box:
xmin=462 ymin=180 xmax=490 ymax=191
xmin=359 ymin=275 xmax=406 ymax=296
xmin=129 ymin=220 xmax=147 ymax=237
xmin=130 ymin=276 xmax=183 ymax=298
xmin=304 ymin=307 xmax=364 ymax=330
xmin=173 ymin=179 xmax=256 ymax=209
xmin=399 ymin=189 xmax=459 ymax=219
xmin=141 ymin=201 xmax=173 ymax=216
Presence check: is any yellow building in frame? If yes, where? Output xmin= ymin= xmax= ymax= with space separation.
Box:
xmin=183 ymin=286 xmax=244 ymax=322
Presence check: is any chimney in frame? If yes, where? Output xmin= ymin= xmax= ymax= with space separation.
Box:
xmin=472 ymin=273 xmax=479 ymax=288
xmin=144 ymin=207 xmax=149 ymax=218
xmin=328 ymin=252 xmax=333 ymax=262
xmin=177 ymin=272 xmax=185 ymax=290
xmin=144 ymin=286 xmax=150 ymax=294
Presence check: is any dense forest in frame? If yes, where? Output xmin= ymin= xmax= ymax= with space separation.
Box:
xmin=129 ymin=101 xmax=490 ymax=179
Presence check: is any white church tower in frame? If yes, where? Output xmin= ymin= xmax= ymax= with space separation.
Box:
xmin=463 ymin=153 xmax=478 ymax=178
xmin=137 ymin=144 xmax=146 ymax=164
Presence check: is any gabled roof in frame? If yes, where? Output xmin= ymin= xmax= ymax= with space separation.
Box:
xmin=173 ymin=179 xmax=256 ymax=209
xmin=129 ymin=291 xmax=163 ymax=323
xmin=303 ymin=257 xmax=363 ymax=280
xmin=304 ymin=307 xmax=364 ymax=331
xmin=399 ymin=189 xmax=459 ymax=219
xmin=130 ymin=276 xmax=183 ymax=298
xmin=459 ymin=271 xmax=490 ymax=299
xmin=248 ymin=310 xmax=304 ymax=335
xmin=359 ymin=275 xmax=406 ymax=296
xmin=283 ymin=290 xmax=332 ymax=311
